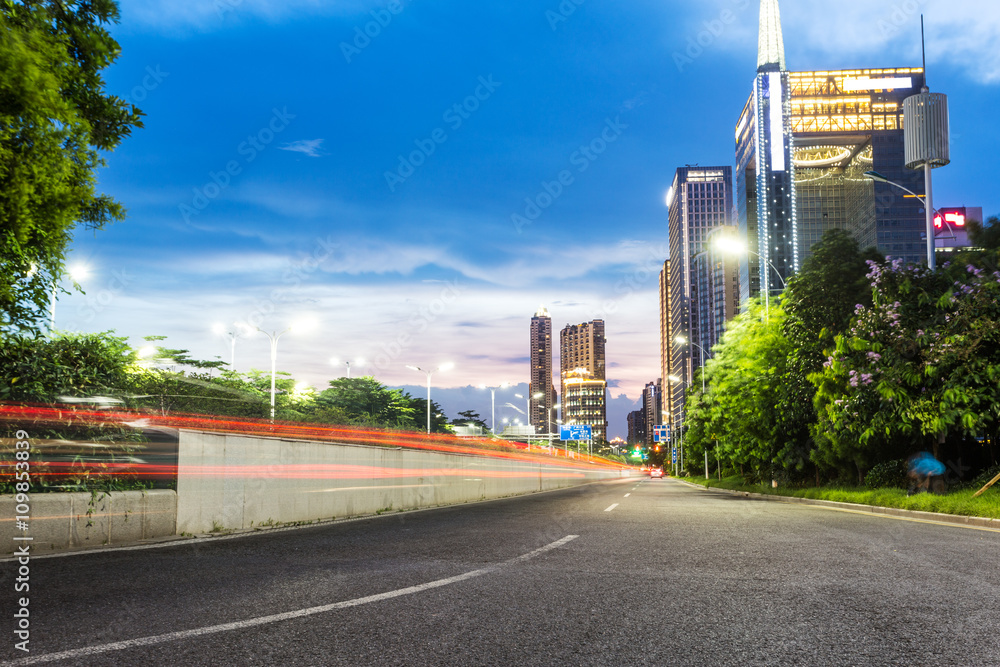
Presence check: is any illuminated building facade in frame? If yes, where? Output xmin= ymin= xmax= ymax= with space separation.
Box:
xmin=529 ymin=307 xmax=557 ymax=435
xmin=642 ymin=380 xmax=662 ymax=445
xmin=658 ymin=261 xmax=673 ymax=429
xmin=736 ymin=0 xmax=797 ymax=308
xmin=559 ymin=320 xmax=607 ymax=442
xmin=666 ymin=167 xmax=732 ymax=430
xmin=737 ymin=3 xmax=930 ymax=308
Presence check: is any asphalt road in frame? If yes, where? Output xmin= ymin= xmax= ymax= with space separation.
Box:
xmin=3 ymin=478 xmax=999 ymax=666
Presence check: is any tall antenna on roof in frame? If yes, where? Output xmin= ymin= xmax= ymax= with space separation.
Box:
xmin=921 ymin=15 xmax=928 ymax=92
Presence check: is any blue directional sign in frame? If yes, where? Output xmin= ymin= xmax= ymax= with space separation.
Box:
xmin=560 ymin=424 xmax=593 ymax=441
xmin=653 ymin=425 xmax=670 ymax=443
xmin=671 ymin=447 xmax=678 ymax=464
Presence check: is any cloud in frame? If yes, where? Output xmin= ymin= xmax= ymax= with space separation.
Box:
xmin=672 ymin=0 xmax=1000 ymax=85
xmin=122 ymin=0 xmax=387 ymax=31
xmin=279 ymin=139 xmax=324 ymax=158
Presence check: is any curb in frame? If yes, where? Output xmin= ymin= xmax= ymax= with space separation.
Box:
xmin=672 ymin=479 xmax=1000 ymax=530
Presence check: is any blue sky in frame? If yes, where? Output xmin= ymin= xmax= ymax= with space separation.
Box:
xmin=59 ymin=0 xmax=1000 ymax=437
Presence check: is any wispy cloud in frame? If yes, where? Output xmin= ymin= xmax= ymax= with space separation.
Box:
xmin=279 ymin=139 xmax=324 ymax=158
xmin=122 ymin=0 xmax=388 ymax=31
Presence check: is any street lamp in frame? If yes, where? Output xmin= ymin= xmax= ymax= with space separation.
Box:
xmin=50 ymin=264 xmax=89 ymax=332
xmin=479 ymin=382 xmax=510 ymax=434
xmin=714 ymin=236 xmax=786 ymax=318
xmin=213 ymin=323 xmax=245 ymax=369
xmin=864 ymin=170 xmax=939 ymax=269
xmin=675 ymin=335 xmax=709 ymax=395
xmin=407 ymin=363 xmax=453 ymax=434
xmin=331 ymin=358 xmax=365 ymax=378
xmin=245 ymin=319 xmax=316 ymax=421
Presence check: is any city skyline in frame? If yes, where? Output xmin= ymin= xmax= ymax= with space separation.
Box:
xmin=52 ymin=1 xmax=1000 ymax=426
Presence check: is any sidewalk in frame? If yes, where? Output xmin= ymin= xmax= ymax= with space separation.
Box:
xmin=672 ymin=478 xmax=1000 ymax=531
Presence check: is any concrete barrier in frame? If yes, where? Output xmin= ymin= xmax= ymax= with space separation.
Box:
xmin=2 ymin=430 xmax=629 ymax=553
xmin=176 ymin=430 xmax=627 ymax=534
xmin=0 ymin=489 xmax=176 ymax=553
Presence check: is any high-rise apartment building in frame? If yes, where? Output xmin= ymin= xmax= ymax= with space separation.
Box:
xmin=642 ymin=380 xmax=662 ymax=445
xmin=658 ymin=261 xmax=674 ymax=431
xmin=559 ymin=320 xmax=607 ymax=442
xmin=666 ymin=167 xmax=734 ymax=429
xmin=737 ymin=0 xmax=929 ymax=307
xmin=529 ymin=307 xmax=557 ymax=435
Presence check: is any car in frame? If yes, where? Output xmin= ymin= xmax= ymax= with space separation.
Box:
xmin=649 ymin=468 xmax=665 ymax=479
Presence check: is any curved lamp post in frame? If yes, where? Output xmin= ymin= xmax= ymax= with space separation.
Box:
xmin=479 ymin=382 xmax=510 ymax=434
xmin=407 ymin=363 xmax=453 ymax=434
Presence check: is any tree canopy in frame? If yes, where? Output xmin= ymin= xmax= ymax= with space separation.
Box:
xmin=0 ymin=0 xmax=142 ymax=333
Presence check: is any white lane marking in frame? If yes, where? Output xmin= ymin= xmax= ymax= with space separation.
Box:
xmin=604 ymin=503 xmax=619 ymax=512
xmin=624 ymin=493 xmax=631 ymax=497
xmin=5 ymin=535 xmax=580 ymax=666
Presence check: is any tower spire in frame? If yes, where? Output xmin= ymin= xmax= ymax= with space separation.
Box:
xmin=757 ymin=0 xmax=786 ymax=72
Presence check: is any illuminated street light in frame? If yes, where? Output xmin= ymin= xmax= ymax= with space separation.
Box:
xmin=713 ymin=236 xmax=786 ymax=317
xmin=407 ymin=363 xmax=453 ymax=434
xmin=248 ymin=319 xmax=317 ymax=421
xmin=50 ymin=264 xmax=90 ymax=332
xmin=479 ymin=382 xmax=510 ymax=434
xmin=675 ymin=335 xmax=708 ymax=395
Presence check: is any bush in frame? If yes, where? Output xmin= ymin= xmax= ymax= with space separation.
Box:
xmin=969 ymin=465 xmax=1000 ymax=491
xmin=865 ymin=459 xmax=908 ymax=489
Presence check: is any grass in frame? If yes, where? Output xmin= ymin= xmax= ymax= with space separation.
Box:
xmin=682 ymin=475 xmax=1000 ymax=520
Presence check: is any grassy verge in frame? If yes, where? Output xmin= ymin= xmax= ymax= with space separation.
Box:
xmin=680 ymin=475 xmax=1000 ymax=520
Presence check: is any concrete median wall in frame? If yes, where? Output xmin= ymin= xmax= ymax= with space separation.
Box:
xmin=176 ymin=430 xmax=627 ymax=534
xmin=0 ymin=489 xmax=176 ymax=553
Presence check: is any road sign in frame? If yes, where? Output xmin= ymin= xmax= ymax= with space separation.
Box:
xmin=560 ymin=424 xmax=592 ymax=441
xmin=653 ymin=425 xmax=670 ymax=443
xmin=671 ymin=447 xmax=678 ymax=464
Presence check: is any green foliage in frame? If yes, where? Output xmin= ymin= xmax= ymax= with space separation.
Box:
xmin=451 ymin=409 xmax=488 ymax=430
xmin=864 ymin=459 xmax=908 ymax=489
xmin=0 ymin=1 xmax=142 ymax=333
xmin=0 ymin=331 xmax=138 ymax=401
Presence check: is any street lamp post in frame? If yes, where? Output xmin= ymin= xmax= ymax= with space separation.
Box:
xmin=407 ymin=363 xmax=453 ymax=434
xmin=479 ymin=382 xmax=510 ymax=434
xmin=714 ymin=237 xmax=786 ymax=318
xmin=213 ymin=324 xmax=244 ymax=369
xmin=331 ymin=358 xmax=365 ymax=378
xmin=864 ymin=170 xmax=939 ymax=270
xmin=245 ymin=319 xmax=315 ymax=421
xmin=675 ymin=335 xmax=709 ymax=395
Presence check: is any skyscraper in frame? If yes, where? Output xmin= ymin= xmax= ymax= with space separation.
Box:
xmin=559 ymin=320 xmax=607 ymax=442
xmin=529 ymin=307 xmax=557 ymax=435
xmin=736 ymin=0 xmax=798 ymax=309
xmin=666 ymin=167 xmax=733 ymax=429
xmin=737 ymin=0 xmax=930 ymax=308
xmin=658 ymin=260 xmax=674 ymax=431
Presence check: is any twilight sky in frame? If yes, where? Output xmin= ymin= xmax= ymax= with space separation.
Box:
xmin=58 ymin=0 xmax=1000 ymax=437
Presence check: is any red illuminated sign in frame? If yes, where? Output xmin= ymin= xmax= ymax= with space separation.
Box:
xmin=934 ymin=209 xmax=966 ymax=229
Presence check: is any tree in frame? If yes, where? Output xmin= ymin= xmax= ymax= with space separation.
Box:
xmin=810 ymin=252 xmax=1000 ymax=480
xmin=451 ymin=409 xmax=488 ymax=430
xmin=0 ymin=1 xmax=142 ymax=333
xmin=316 ymin=377 xmax=417 ymax=428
